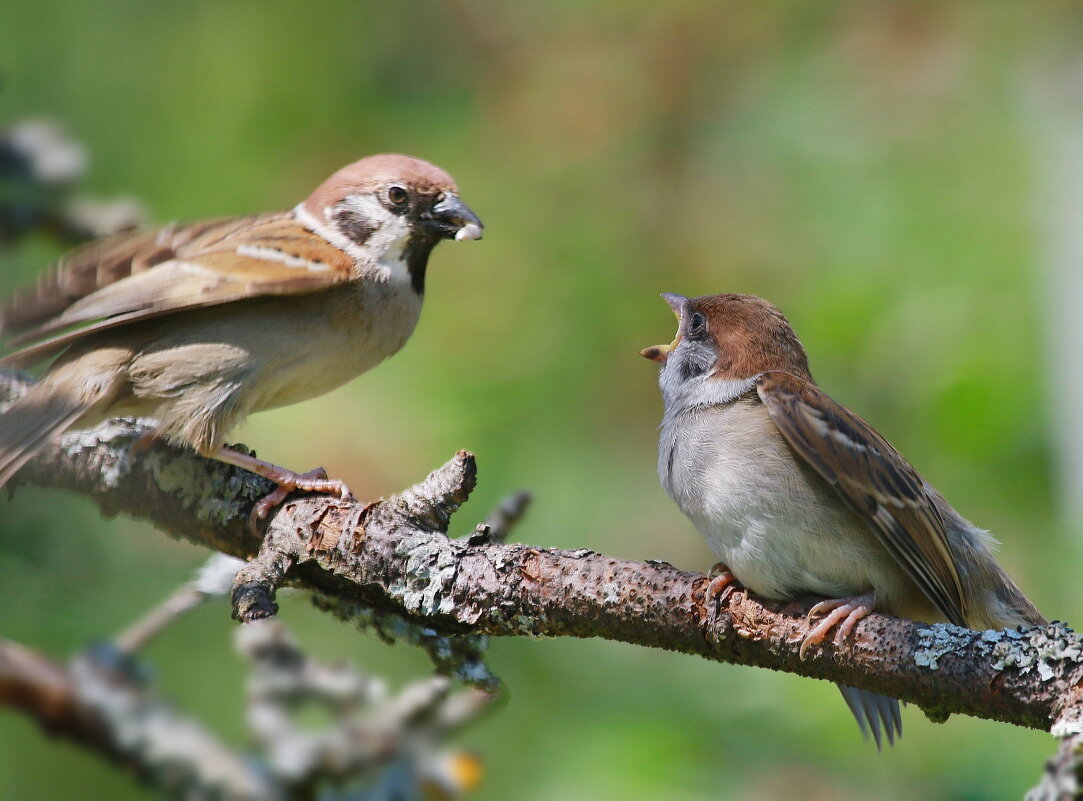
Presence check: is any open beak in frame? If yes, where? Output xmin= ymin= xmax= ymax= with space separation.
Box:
xmin=428 ymin=193 xmax=484 ymax=241
xmin=640 ymin=293 xmax=687 ymax=362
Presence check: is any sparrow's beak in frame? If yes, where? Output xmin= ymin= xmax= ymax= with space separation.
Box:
xmin=640 ymin=293 xmax=688 ymax=362
xmin=427 ymin=194 xmax=484 ymax=241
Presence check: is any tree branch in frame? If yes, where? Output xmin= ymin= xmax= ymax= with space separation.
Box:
xmin=0 ymin=550 xmax=493 ymax=800
xmin=5 ymin=368 xmax=1081 ymax=737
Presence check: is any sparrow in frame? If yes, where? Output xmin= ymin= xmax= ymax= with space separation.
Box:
xmin=641 ymin=292 xmax=1046 ymax=748
xmin=0 ymin=154 xmax=483 ymax=517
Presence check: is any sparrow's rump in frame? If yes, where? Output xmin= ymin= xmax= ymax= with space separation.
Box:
xmin=1 ymin=213 xmax=357 ymax=368
xmin=754 ymin=370 xmax=968 ymax=627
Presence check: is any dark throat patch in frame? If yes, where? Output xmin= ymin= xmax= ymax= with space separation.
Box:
xmin=403 ymin=233 xmax=438 ymax=295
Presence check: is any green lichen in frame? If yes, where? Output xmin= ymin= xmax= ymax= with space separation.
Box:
xmin=913 ymin=621 xmax=1083 ymax=680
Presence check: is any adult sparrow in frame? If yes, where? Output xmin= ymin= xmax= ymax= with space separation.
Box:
xmin=0 ymin=154 xmax=483 ymax=517
xmin=641 ymin=292 xmax=1045 ymax=747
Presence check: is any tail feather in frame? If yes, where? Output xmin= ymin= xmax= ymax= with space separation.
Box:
xmin=837 ymin=684 xmax=902 ymax=750
xmin=0 ymin=384 xmax=93 ymax=486
xmin=988 ymin=570 xmax=1048 ymax=629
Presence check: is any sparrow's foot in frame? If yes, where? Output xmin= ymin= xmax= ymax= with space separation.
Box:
xmin=705 ymin=562 xmax=740 ymax=632
xmin=799 ymin=592 xmax=876 ymax=661
xmin=210 ymin=445 xmax=354 ymax=523
xmin=251 ymin=467 xmax=352 ymax=521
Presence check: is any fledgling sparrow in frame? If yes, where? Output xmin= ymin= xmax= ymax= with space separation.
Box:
xmin=641 ymin=292 xmax=1046 ymax=747
xmin=0 ymin=154 xmax=483 ymax=517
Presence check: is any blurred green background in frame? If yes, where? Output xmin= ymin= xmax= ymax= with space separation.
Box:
xmin=2 ymin=1 xmax=1082 ymax=798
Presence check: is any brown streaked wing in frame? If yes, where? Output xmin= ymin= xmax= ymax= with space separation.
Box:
xmin=1 ymin=216 xmax=241 ymax=336
xmin=755 ymin=371 xmax=967 ymax=627
xmin=1 ymin=213 xmax=356 ymax=367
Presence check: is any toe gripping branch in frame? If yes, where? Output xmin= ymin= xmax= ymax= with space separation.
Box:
xmin=228 ymin=451 xmax=512 ymax=694
xmin=230 ymin=451 xmax=480 ymax=624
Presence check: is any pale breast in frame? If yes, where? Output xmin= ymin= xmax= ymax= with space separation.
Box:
xmin=659 ymin=397 xmax=910 ymax=604
xmin=251 ymin=278 xmax=422 ymax=411
xmin=117 ymin=277 xmax=421 ymax=418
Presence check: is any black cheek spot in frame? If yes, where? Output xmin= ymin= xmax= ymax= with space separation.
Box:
xmin=332 ymin=207 xmax=376 ymax=246
xmin=679 ymin=357 xmax=706 ymax=382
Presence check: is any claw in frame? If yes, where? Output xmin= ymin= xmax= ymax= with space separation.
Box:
xmin=209 ymin=446 xmax=354 ymax=527
xmin=705 ymin=562 xmax=740 ymax=633
xmin=250 ymin=467 xmax=352 ymax=521
xmin=799 ymin=592 xmax=876 ymax=661
xmin=707 ymin=561 xmax=730 ymax=578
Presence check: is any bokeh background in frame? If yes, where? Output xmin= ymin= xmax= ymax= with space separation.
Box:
xmin=3 ymin=2 xmax=1083 ymax=798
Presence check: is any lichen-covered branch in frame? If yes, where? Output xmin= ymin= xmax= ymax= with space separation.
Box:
xmin=1028 ymin=732 xmax=1083 ymax=801
xmin=5 ymin=367 xmax=1082 ymax=745
xmin=0 ymin=637 xmax=120 ymax=761
xmin=0 ymin=553 xmax=492 ymax=800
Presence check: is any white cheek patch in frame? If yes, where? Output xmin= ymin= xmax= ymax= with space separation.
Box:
xmin=294 ymin=196 xmax=414 ymax=283
xmin=694 ymin=376 xmax=759 ymax=406
xmin=333 ymin=195 xmax=413 ymax=283
xmin=333 ymin=195 xmax=411 ymax=257
xmin=295 ymin=202 xmax=366 ymax=262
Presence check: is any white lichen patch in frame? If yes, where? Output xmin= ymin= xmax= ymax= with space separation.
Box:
xmin=60 ymin=420 xmax=139 ymax=488
xmin=1051 ymin=719 xmax=1083 ymax=737
xmin=392 ymin=533 xmax=462 ymax=618
xmin=913 ymin=624 xmax=970 ymax=670
xmin=915 ymin=621 xmax=1083 ymax=681
xmin=989 ymin=622 xmax=1083 ymax=681
xmin=144 ymin=450 xmax=255 ymax=525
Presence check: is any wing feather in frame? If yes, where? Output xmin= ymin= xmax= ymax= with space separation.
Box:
xmin=2 ymin=212 xmax=355 ymax=366
xmin=756 ymin=371 xmax=967 ymax=626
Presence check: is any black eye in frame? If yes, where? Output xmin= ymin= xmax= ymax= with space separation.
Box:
xmin=387 ymin=185 xmax=409 ymax=207
xmin=688 ymin=312 xmax=706 ymax=338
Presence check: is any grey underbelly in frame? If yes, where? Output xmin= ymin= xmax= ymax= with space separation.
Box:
xmin=660 ymin=403 xmax=903 ymax=602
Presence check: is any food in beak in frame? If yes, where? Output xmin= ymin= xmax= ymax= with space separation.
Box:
xmin=455 ymin=223 xmax=483 ymax=241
